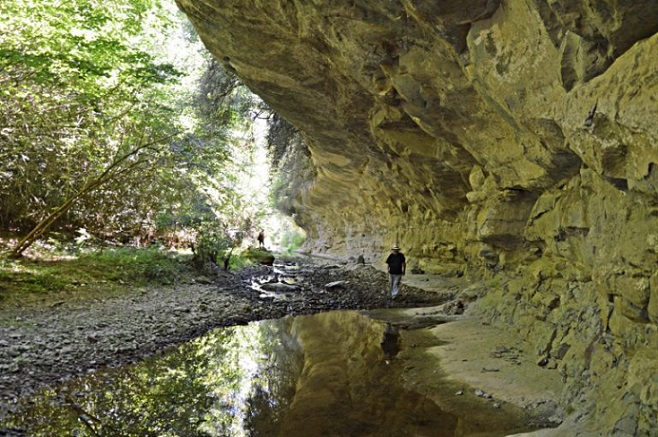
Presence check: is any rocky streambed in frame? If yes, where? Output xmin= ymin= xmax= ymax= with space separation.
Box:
xmin=0 ymin=259 xmax=459 ymax=430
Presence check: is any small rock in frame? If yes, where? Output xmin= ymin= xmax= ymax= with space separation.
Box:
xmin=261 ymin=282 xmax=298 ymax=292
xmin=7 ymin=346 xmax=22 ymax=358
xmin=325 ymin=280 xmax=348 ymax=289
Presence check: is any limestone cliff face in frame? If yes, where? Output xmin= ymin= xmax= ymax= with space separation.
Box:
xmin=177 ymin=0 xmax=658 ymax=432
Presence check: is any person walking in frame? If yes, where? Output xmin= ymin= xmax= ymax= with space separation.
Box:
xmin=385 ymin=245 xmax=406 ymax=298
xmin=257 ymin=230 xmax=265 ymax=248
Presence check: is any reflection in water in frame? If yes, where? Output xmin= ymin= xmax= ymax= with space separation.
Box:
xmin=3 ymin=311 xmax=543 ymax=436
xmin=276 ymin=313 xmax=457 ymax=437
xmin=381 ymin=323 xmax=401 ymax=362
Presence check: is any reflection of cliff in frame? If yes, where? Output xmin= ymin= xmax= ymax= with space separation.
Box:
xmin=278 ymin=311 xmax=457 ymax=437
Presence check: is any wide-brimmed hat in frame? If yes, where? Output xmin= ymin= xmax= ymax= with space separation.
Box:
xmin=392 ymin=245 xmax=400 ymax=250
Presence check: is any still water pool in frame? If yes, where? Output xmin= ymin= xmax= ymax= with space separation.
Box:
xmin=4 ymin=310 xmax=549 ymax=436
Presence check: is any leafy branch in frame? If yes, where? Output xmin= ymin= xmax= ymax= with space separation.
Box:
xmin=11 ymin=132 xmax=179 ymax=257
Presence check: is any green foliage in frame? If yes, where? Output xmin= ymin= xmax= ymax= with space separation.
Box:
xmin=243 ymin=248 xmax=275 ymax=266
xmin=266 ymin=113 xmax=301 ymax=168
xmin=0 ymin=0 xmax=249 ymax=255
xmin=0 ymin=260 xmax=68 ymax=295
xmin=0 ymin=247 xmax=194 ymax=306
xmin=197 ymin=59 xmax=265 ymax=132
xmin=80 ymin=247 xmax=194 ymax=284
xmin=0 ymin=0 xmax=284 ymax=259
xmin=192 ymin=225 xmax=233 ymax=267
xmin=0 ymin=0 xmax=184 ymax=238
xmin=226 ymin=253 xmax=252 ymax=270
xmin=279 ymin=229 xmax=307 ymax=254
xmin=0 ymin=0 xmax=178 ymax=92
xmin=266 ymin=115 xmax=315 ymax=224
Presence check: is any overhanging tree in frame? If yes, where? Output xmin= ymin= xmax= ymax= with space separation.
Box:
xmin=10 ymin=130 xmax=179 ymax=257
xmin=1 ymin=0 xmax=283 ymax=258
xmin=0 ymin=0 xmax=196 ymax=254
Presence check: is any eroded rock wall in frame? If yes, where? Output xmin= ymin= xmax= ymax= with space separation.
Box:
xmin=177 ymin=0 xmax=658 ymax=432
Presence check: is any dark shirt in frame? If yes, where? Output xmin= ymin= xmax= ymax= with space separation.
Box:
xmin=386 ymin=253 xmax=406 ymax=274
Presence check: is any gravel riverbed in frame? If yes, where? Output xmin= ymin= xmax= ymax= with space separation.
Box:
xmin=0 ymin=259 xmax=456 ymax=428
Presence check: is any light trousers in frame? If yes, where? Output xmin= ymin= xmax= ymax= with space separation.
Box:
xmin=389 ymin=274 xmax=403 ymax=296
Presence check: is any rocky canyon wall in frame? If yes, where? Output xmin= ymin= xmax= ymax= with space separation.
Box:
xmin=177 ymin=0 xmax=658 ymax=433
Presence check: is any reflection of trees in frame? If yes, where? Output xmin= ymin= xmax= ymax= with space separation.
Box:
xmin=6 ymin=311 xmax=487 ymax=437
xmin=243 ymin=318 xmax=305 ymax=437
xmin=7 ymin=319 xmax=309 ymax=437
xmin=197 ymin=318 xmax=304 ymax=437
xmin=9 ymin=329 xmax=231 ymax=436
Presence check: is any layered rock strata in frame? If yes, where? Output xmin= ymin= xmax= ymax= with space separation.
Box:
xmin=177 ymin=0 xmax=658 ymax=433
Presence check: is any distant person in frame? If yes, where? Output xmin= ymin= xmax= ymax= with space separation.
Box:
xmin=385 ymin=245 xmax=406 ymax=298
xmin=257 ymin=230 xmax=265 ymax=248
xmin=223 ymin=248 xmax=233 ymax=270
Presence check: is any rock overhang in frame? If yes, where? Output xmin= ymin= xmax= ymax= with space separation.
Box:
xmin=177 ymin=1 xmax=658 ymax=431
xmin=175 ymin=0 xmax=657 ymax=269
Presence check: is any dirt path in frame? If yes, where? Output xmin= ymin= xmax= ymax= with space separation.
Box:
xmin=0 ymin=260 xmax=457 ymax=427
